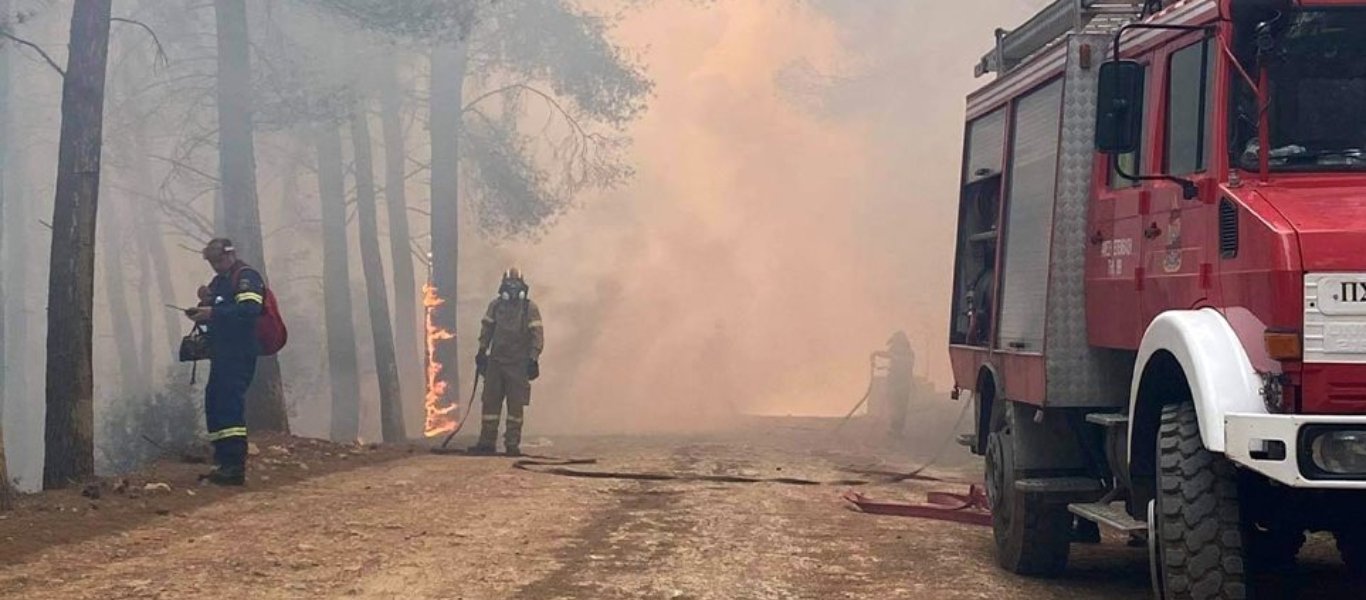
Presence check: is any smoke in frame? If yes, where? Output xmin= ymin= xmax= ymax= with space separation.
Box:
xmin=490 ymin=0 xmax=1051 ymax=433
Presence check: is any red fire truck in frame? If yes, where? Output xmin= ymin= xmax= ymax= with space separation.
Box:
xmin=950 ymin=0 xmax=1366 ymax=596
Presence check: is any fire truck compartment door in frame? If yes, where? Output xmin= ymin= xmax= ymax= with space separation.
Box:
xmin=1130 ymin=309 xmax=1265 ymax=455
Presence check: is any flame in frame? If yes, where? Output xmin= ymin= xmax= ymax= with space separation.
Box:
xmin=423 ymin=282 xmax=459 ymax=437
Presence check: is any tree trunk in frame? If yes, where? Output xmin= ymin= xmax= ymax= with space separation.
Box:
xmin=136 ymin=235 xmax=156 ymax=384
xmin=0 ymin=423 xmax=11 ymax=510
xmin=428 ymin=42 xmax=467 ymax=418
xmin=142 ymin=209 xmax=181 ymax=359
xmin=379 ymin=72 xmax=422 ymax=434
xmin=0 ymin=0 xmax=10 ymax=421
xmin=99 ymin=223 xmax=146 ymax=395
xmin=316 ymin=126 xmax=362 ymax=442
xmin=1 ymin=0 xmax=31 ymax=486
xmin=351 ymin=105 xmax=407 ymax=443
xmin=215 ymin=0 xmax=288 ymax=433
xmin=0 ymin=0 xmax=11 ymax=507
xmin=43 ymin=0 xmax=113 ymax=489
xmin=131 ymin=129 xmax=181 ymax=362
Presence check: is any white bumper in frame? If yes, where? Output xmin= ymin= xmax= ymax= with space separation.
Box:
xmin=1225 ymin=413 xmax=1366 ymax=489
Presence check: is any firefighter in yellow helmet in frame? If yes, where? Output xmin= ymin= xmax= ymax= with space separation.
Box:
xmin=469 ymin=268 xmax=544 ymax=456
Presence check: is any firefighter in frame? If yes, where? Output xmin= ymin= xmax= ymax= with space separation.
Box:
xmin=469 ymin=268 xmax=544 ymax=457
xmin=875 ymin=331 xmax=915 ymax=438
xmin=185 ymin=238 xmax=265 ymax=486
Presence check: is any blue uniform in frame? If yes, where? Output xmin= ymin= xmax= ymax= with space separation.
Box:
xmin=202 ymin=262 xmax=265 ymax=469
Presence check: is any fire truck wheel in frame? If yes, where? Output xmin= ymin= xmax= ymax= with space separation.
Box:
xmin=1334 ymin=528 xmax=1366 ymax=576
xmin=985 ymin=414 xmax=1071 ymax=576
xmin=1152 ymin=402 xmax=1249 ymax=600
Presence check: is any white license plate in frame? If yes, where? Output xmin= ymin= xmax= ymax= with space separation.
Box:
xmin=1317 ymin=277 xmax=1366 ymax=316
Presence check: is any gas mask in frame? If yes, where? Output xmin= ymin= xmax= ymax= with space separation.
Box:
xmin=498 ymin=270 xmax=529 ymax=301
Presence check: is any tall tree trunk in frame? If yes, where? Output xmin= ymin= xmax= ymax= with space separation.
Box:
xmin=0 ymin=0 xmax=10 ymax=424
xmin=131 ymin=129 xmax=181 ymax=361
xmin=316 ymin=126 xmax=362 ymax=442
xmin=379 ymin=72 xmax=421 ymax=433
xmin=0 ymin=0 xmax=12 ymax=507
xmin=43 ymin=0 xmax=113 ymax=489
xmin=351 ymin=105 xmax=406 ymax=443
xmin=144 ymin=224 xmax=180 ymax=356
xmin=1 ymin=0 xmax=30 ymax=487
xmin=215 ymin=0 xmax=288 ymax=433
xmin=428 ymin=42 xmax=467 ymax=419
xmin=136 ymin=235 xmax=156 ymax=384
xmin=0 ymin=422 xmax=11 ymax=509
xmin=99 ymin=224 xmax=146 ymax=395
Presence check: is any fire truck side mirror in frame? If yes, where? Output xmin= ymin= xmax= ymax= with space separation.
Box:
xmin=1095 ymin=60 xmax=1145 ymax=155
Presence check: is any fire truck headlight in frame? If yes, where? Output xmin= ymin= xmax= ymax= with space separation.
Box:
xmin=1306 ymin=428 xmax=1366 ymax=476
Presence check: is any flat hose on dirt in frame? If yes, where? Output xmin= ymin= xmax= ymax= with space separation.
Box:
xmin=510 ymin=457 xmax=875 ymax=486
xmin=504 ymin=383 xmax=978 ymax=488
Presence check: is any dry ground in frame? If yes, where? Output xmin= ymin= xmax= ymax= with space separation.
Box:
xmin=0 ymin=419 xmax=1359 ymax=599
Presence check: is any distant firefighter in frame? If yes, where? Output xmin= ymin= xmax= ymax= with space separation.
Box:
xmin=470 ymin=269 xmax=545 ymax=457
xmin=876 ymin=331 xmax=915 ymax=438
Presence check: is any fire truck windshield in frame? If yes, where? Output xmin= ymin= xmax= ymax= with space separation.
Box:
xmin=1234 ymin=8 xmax=1366 ymax=172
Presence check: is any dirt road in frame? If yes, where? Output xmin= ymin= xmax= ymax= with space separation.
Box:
xmin=0 ymin=420 xmax=1357 ymax=599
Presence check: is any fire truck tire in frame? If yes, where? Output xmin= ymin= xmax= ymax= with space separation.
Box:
xmin=1152 ymin=402 xmax=1249 ymax=600
xmin=985 ymin=419 xmax=1071 ymax=576
xmin=1334 ymin=528 xmax=1366 ymax=576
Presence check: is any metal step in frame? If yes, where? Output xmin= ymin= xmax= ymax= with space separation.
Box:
xmin=1014 ymin=477 xmax=1106 ymax=503
xmin=1069 ymin=501 xmax=1146 ymax=534
xmin=1085 ymin=412 xmax=1129 ymax=427
xmin=956 ymin=433 xmax=977 ymax=448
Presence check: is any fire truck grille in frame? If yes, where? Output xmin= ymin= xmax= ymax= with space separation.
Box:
xmin=1219 ymin=198 xmax=1239 ymax=259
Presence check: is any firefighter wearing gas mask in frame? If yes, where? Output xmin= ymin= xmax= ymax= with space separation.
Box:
xmin=469 ymin=268 xmax=544 ymax=456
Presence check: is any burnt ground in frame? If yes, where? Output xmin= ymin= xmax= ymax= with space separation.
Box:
xmin=0 ymin=418 xmax=1360 ymax=599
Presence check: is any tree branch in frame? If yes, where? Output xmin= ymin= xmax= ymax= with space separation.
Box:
xmin=0 ymin=31 xmax=64 ymax=77
xmin=150 ymin=155 xmax=220 ymax=183
xmin=111 ymin=17 xmax=170 ymax=71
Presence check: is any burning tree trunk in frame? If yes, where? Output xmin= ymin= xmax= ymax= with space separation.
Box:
xmin=316 ymin=126 xmax=362 ymax=442
xmin=43 ymin=0 xmax=113 ymax=489
xmin=426 ymin=42 xmax=467 ymax=433
xmin=350 ymin=104 xmax=406 ymax=443
xmin=215 ymin=0 xmax=288 ymax=433
xmin=379 ymin=71 xmax=422 ymax=434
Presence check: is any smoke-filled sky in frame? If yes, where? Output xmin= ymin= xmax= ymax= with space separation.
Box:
xmin=496 ymin=0 xmax=1051 ymax=430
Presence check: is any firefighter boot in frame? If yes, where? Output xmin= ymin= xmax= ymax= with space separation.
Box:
xmin=504 ymin=401 xmax=526 ymax=457
xmin=466 ymin=444 xmax=497 ymax=456
xmin=200 ymin=465 xmax=246 ymax=487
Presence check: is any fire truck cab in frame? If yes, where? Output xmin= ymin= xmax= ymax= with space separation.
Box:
xmin=949 ymin=0 xmax=1366 ymax=596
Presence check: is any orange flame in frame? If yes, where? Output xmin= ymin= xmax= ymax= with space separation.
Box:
xmin=423 ymin=282 xmax=459 ymax=437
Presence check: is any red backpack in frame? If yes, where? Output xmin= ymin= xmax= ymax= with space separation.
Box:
xmin=232 ymin=265 xmax=288 ymax=356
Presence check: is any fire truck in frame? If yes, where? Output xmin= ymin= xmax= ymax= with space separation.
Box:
xmin=949 ymin=0 xmax=1366 ymax=596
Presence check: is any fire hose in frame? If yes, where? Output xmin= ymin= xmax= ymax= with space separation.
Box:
xmin=434 ymin=372 xmax=484 ymax=451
